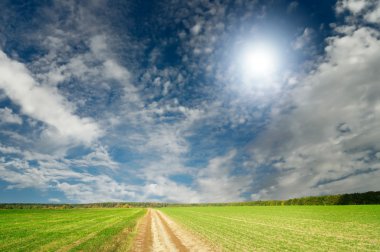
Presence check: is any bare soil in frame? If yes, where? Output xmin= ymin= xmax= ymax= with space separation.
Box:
xmin=130 ymin=209 xmax=216 ymax=252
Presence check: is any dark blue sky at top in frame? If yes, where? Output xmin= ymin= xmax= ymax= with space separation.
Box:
xmin=0 ymin=0 xmax=379 ymax=203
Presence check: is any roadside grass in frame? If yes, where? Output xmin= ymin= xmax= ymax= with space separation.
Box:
xmin=161 ymin=205 xmax=380 ymax=251
xmin=0 ymin=208 xmax=145 ymax=252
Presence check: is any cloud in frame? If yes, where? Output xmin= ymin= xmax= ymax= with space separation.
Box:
xmin=0 ymin=50 xmax=102 ymax=145
xmin=48 ymin=198 xmax=61 ymax=203
xmin=336 ymin=0 xmax=380 ymax=24
xmin=143 ymin=178 xmax=200 ymax=203
xmin=287 ymin=1 xmax=299 ymax=14
xmin=0 ymin=144 xmax=23 ymax=155
xmin=249 ymin=9 xmax=380 ymax=199
xmin=365 ymin=2 xmax=380 ymax=23
xmin=0 ymin=0 xmax=144 ymax=203
xmin=69 ymin=145 xmax=119 ymax=170
xmin=196 ymin=150 xmax=253 ymax=202
xmin=0 ymin=107 xmax=22 ymax=124
xmin=190 ymin=23 xmax=202 ymax=35
xmin=293 ymin=28 xmax=314 ymax=50
xmin=0 ymin=143 xmax=131 ymax=202
xmin=336 ymin=0 xmax=369 ymax=15
xmin=140 ymin=150 xmax=254 ymax=203
xmin=0 ymin=159 xmax=53 ymax=190
xmin=2 ymin=0 xmax=378 ymax=204
xmin=56 ymin=175 xmax=137 ymax=203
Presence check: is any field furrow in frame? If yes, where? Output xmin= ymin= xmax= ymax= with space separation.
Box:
xmin=0 ymin=208 xmax=145 ymax=252
xmin=161 ymin=205 xmax=380 ymax=251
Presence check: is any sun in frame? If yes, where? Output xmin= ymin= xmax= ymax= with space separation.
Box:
xmin=240 ymin=43 xmax=278 ymax=80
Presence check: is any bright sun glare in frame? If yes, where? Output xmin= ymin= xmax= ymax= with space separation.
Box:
xmin=241 ymin=44 xmax=278 ymax=80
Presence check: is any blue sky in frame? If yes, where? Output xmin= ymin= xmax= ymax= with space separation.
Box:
xmin=0 ymin=0 xmax=379 ymax=203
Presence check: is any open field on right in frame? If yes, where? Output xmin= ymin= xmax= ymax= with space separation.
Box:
xmin=161 ymin=205 xmax=380 ymax=251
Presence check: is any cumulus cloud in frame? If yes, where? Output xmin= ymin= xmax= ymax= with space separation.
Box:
xmin=250 ymin=8 xmax=380 ymax=200
xmin=336 ymin=0 xmax=369 ymax=14
xmin=336 ymin=0 xmax=380 ymax=24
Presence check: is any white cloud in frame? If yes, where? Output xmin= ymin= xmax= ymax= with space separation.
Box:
xmin=0 ymin=160 xmax=51 ymax=189
xmin=0 ymin=0 xmax=143 ymax=203
xmin=365 ymin=2 xmax=380 ymax=23
xmin=249 ymin=16 xmax=380 ymax=199
xmin=56 ymin=175 xmax=137 ymax=203
xmin=191 ymin=23 xmax=202 ymax=35
xmin=143 ymin=178 xmax=200 ymax=203
xmin=89 ymin=35 xmax=134 ymax=89
xmin=0 ymin=107 xmax=22 ymax=124
xmin=336 ymin=0 xmax=369 ymax=14
xmin=0 ymin=50 xmax=102 ymax=145
xmin=0 ymin=147 xmax=131 ymax=203
xmin=69 ymin=145 xmax=119 ymax=170
xmin=5 ymin=0 xmax=379 ymax=204
xmin=293 ymin=28 xmax=314 ymax=50
xmin=0 ymin=144 xmax=23 ymax=155
xmin=103 ymin=59 xmax=130 ymax=81
xmin=196 ymin=150 xmax=252 ymax=202
xmin=336 ymin=0 xmax=380 ymax=24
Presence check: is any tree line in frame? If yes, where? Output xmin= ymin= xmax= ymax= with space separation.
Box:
xmin=0 ymin=202 xmax=168 ymax=209
xmin=0 ymin=191 xmax=378 ymax=209
xmin=169 ymin=191 xmax=380 ymax=207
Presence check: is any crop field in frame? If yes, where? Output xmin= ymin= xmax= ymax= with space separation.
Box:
xmin=0 ymin=208 xmax=145 ymax=252
xmin=161 ymin=205 xmax=380 ymax=251
xmin=1 ymin=205 xmax=379 ymax=251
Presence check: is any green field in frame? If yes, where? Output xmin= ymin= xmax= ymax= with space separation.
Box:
xmin=0 ymin=208 xmax=145 ymax=252
xmin=1 ymin=205 xmax=379 ymax=251
xmin=161 ymin=205 xmax=380 ymax=251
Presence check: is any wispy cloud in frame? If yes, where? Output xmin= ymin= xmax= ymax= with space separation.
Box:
xmin=0 ymin=50 xmax=102 ymax=145
xmin=0 ymin=0 xmax=379 ymax=203
xmin=196 ymin=150 xmax=253 ymax=203
xmin=0 ymin=107 xmax=22 ymax=125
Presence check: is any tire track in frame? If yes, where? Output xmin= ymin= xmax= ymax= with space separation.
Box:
xmin=131 ymin=209 xmax=153 ymax=252
xmin=131 ymin=209 xmax=216 ymax=252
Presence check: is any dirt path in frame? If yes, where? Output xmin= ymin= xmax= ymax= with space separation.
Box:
xmin=131 ymin=209 xmax=216 ymax=252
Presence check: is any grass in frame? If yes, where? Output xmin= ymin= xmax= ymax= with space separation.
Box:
xmin=0 ymin=208 xmax=145 ymax=252
xmin=161 ymin=205 xmax=380 ymax=251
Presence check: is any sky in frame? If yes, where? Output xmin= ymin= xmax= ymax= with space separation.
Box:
xmin=0 ymin=0 xmax=379 ymax=203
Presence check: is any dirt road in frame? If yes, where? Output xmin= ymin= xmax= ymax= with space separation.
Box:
xmin=131 ymin=209 xmax=216 ymax=252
